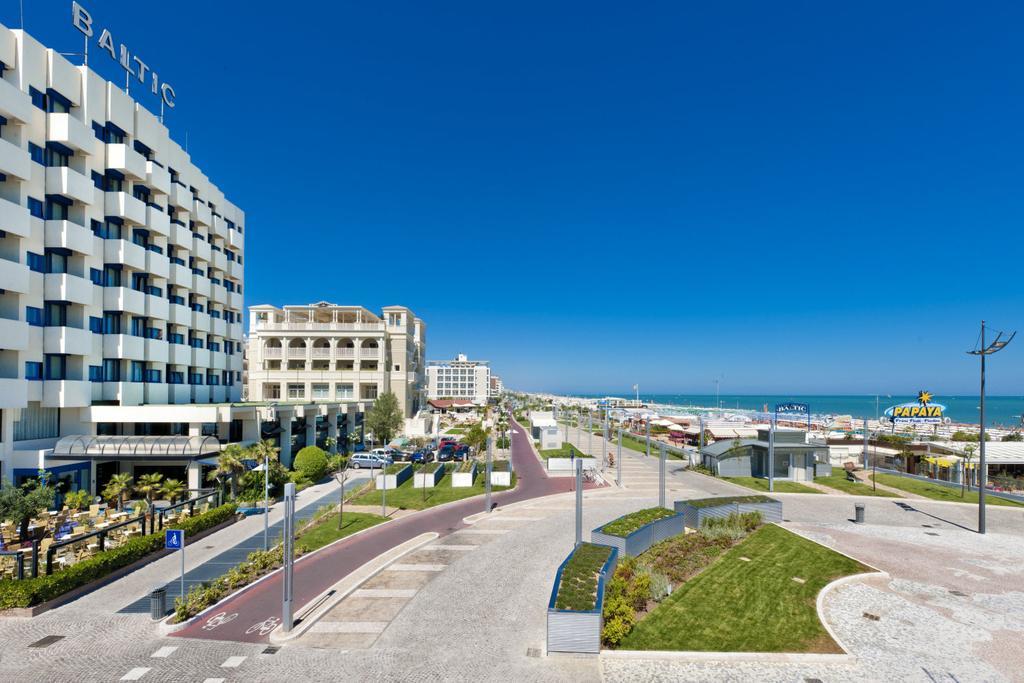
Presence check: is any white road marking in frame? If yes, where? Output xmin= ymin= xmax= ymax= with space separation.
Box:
xmin=202 ymin=679 xmax=226 ymax=683
xmin=309 ymin=621 xmax=388 ymax=633
xmin=351 ymin=588 xmax=417 ymax=598
xmin=221 ymin=656 xmax=247 ymax=668
xmin=479 ymin=515 xmax=545 ymax=521
xmin=150 ymin=646 xmax=177 ymax=658
xmin=120 ymin=668 xmax=150 ymax=681
xmin=386 ymin=563 xmax=446 ymax=572
xmin=456 ymin=528 xmax=510 ymax=535
xmin=427 ymin=544 xmax=477 ymax=551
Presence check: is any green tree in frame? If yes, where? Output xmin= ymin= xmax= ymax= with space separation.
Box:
xmin=294 ymin=446 xmax=329 ymax=482
xmin=63 ymin=489 xmax=91 ymax=511
xmin=161 ymin=478 xmax=187 ymax=505
xmin=207 ymin=445 xmax=247 ymax=499
xmin=464 ymin=422 xmax=491 ymax=458
xmin=102 ymin=473 xmax=134 ymax=511
xmin=0 ymin=482 xmax=54 ymax=541
xmin=250 ymin=439 xmax=280 ymax=468
xmin=1002 ymin=432 xmax=1023 ymax=442
xmin=136 ymin=473 xmax=164 ymax=509
xmin=365 ymin=392 xmax=404 ymax=447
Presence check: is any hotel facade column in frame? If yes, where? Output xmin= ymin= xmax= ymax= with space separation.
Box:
xmin=280 ymin=414 xmax=295 ymax=468
xmin=305 ymin=414 xmax=316 ymax=451
xmin=347 ymin=404 xmax=358 ymax=450
xmin=187 ymin=461 xmax=202 ymax=491
xmin=327 ymin=408 xmax=339 ymax=454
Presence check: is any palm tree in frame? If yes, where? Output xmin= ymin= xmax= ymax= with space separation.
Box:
xmin=160 ymin=478 xmax=186 ymax=505
xmin=102 ymin=473 xmax=134 ymax=511
xmin=136 ymin=473 xmax=164 ymax=510
xmin=250 ymin=439 xmax=280 ymax=468
xmin=206 ymin=446 xmax=246 ymax=499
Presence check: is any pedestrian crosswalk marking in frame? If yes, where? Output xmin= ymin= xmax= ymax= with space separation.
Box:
xmin=120 ymin=668 xmax=150 ymax=681
xmin=221 ymin=656 xmax=247 ymax=668
xmin=150 ymin=646 xmax=177 ymax=658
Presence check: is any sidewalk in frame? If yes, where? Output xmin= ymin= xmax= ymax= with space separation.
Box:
xmin=50 ymin=474 xmax=366 ymax=617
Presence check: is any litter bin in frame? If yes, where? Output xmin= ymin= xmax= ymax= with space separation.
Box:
xmin=854 ymin=503 xmax=865 ymax=524
xmin=149 ymin=587 xmax=167 ymax=620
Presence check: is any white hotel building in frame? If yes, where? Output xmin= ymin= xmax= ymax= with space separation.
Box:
xmin=246 ymin=302 xmax=427 ymax=421
xmin=0 ymin=22 xmax=261 ymax=494
xmin=426 ymin=354 xmax=492 ymax=406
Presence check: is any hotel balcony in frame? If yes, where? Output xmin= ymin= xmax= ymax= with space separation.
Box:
xmin=193 ymin=310 xmax=211 ymax=333
xmin=192 ymin=237 xmax=211 ymax=262
xmin=46 ymin=113 xmax=93 ymax=153
xmin=336 ymin=348 xmax=355 ymax=359
xmin=0 ymin=376 xmax=27 ymax=409
xmin=228 ymin=322 xmax=243 ymax=341
xmin=104 ymin=334 xmax=145 ymax=361
xmin=104 ymin=192 xmax=147 ymax=226
xmin=144 ymin=383 xmax=168 ymax=404
xmin=169 ymin=383 xmax=191 ymax=404
xmin=145 ymin=293 xmax=169 ymax=321
xmin=226 ymin=258 xmax=242 ymax=281
xmin=146 ymin=161 xmax=171 ymax=195
xmin=211 ymin=317 xmax=226 ymax=338
xmin=146 ymin=204 xmax=170 ymax=237
xmin=168 ymin=343 xmax=191 ymax=365
xmin=171 ymin=221 xmax=191 ymax=249
xmin=0 ymin=136 xmax=30 ymax=180
xmin=0 ymin=256 xmax=29 ymax=294
xmin=192 ymin=348 xmax=211 ymax=368
xmin=0 ymin=316 xmax=28 ymax=351
xmin=43 ymin=326 xmax=92 ymax=355
xmin=103 ymin=381 xmax=143 ymax=406
xmin=103 ymin=287 xmax=146 ymax=316
xmin=192 ymin=385 xmax=211 ymax=403
xmin=0 ymin=196 xmax=30 ymax=239
xmin=0 ymin=77 xmax=32 ymax=123
xmin=209 ymin=284 xmax=226 ymax=306
xmin=211 ymin=215 xmax=227 ymax=240
xmin=45 ymin=219 xmax=97 ymax=256
xmin=44 ymin=272 xmax=95 ymax=307
xmin=211 ymin=248 xmax=227 ymax=273
xmin=105 ymin=238 xmax=147 ymax=271
xmin=211 ymin=353 xmax=226 ymax=371
xmin=287 ymin=348 xmax=307 ymax=360
xmin=210 ymin=385 xmax=227 ymax=403
xmin=192 ymin=275 xmax=211 ymax=299
xmin=263 ymin=347 xmax=282 ymax=359
xmin=42 ymin=380 xmax=92 ymax=408
xmin=105 ymin=143 xmax=147 ymax=180
xmin=146 ymin=249 xmax=169 ymax=280
xmin=169 ymin=182 xmax=191 ymax=211
xmin=228 ymin=291 xmax=243 ymax=312
xmin=45 ymin=166 xmax=93 ymax=204
xmin=168 ymin=262 xmax=191 ymax=288
xmin=228 ymin=226 xmax=244 ymax=251
xmin=311 ymin=347 xmax=331 ymax=359
xmin=146 ymin=338 xmax=169 ymax=364
xmin=360 ymin=348 xmax=382 ymax=360
xmin=168 ymin=302 xmax=190 ymax=326
xmin=192 ymin=200 xmax=212 ymax=227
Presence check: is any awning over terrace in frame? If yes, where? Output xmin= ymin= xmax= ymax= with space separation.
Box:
xmin=50 ymin=435 xmax=222 ymax=461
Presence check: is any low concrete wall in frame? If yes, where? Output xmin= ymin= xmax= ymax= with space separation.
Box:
xmin=674 ymin=498 xmax=783 ymax=530
xmin=590 ymin=512 xmax=685 ymax=557
xmin=451 ymin=462 xmax=477 ymax=488
xmin=874 ymin=467 xmax=1024 ymax=504
xmin=546 ymin=546 xmax=619 ymax=654
xmin=547 ymin=457 xmax=598 ymax=472
xmin=490 ymin=471 xmax=512 ymax=487
xmin=413 ymin=463 xmax=444 ymax=489
xmin=375 ymin=463 xmax=413 ymax=490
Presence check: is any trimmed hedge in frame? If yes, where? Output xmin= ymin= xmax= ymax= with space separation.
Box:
xmin=0 ymin=503 xmax=237 ymax=609
xmin=294 ymin=446 xmax=329 ymax=482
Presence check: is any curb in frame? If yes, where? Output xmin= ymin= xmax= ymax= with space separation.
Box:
xmin=815 ymin=570 xmax=889 ymax=655
xmin=268 ymin=532 xmax=439 ymax=644
xmin=599 ymin=649 xmax=857 ymax=664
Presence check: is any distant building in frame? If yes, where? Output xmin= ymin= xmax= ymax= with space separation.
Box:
xmin=489 ymin=375 xmax=503 ymax=398
xmin=701 ymin=428 xmax=827 ymax=481
xmin=426 ymin=353 xmax=491 ymax=405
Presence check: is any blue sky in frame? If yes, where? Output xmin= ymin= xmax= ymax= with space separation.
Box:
xmin=14 ymin=1 xmax=1024 ymax=395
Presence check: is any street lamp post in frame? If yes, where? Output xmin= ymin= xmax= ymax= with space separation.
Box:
xmin=967 ymin=321 xmax=1015 ymax=535
xmin=616 ymin=428 xmax=622 ymax=486
xmin=768 ymin=416 xmax=775 ymax=493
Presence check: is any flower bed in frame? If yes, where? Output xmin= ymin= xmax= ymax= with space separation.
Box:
xmin=674 ymin=496 xmax=782 ymax=530
xmin=375 ymin=463 xmax=413 ymax=490
xmin=451 ymin=461 xmax=477 ymax=488
xmin=547 ymin=542 xmax=618 ymax=654
xmin=413 ymin=463 xmax=445 ymax=489
xmin=591 ymin=508 xmax=684 ymax=557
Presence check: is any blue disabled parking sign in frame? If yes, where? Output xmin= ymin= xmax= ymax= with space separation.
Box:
xmin=165 ymin=529 xmax=183 ymax=550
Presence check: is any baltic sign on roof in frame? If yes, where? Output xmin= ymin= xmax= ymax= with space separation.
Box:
xmin=70 ymin=1 xmax=177 ymax=109
xmin=885 ymin=391 xmax=949 ymax=424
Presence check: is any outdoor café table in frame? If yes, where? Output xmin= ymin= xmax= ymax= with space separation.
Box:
xmin=95 ymin=522 xmax=110 ymax=529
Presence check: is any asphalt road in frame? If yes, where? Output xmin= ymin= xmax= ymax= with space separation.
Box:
xmin=174 ymin=415 xmax=583 ymax=643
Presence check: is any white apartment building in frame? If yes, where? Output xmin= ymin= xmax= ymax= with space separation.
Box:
xmin=427 ymin=354 xmax=492 ymax=405
xmin=0 ymin=21 xmax=249 ymax=494
xmin=247 ymin=302 xmax=427 ymax=419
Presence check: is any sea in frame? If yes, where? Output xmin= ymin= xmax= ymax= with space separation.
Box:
xmin=567 ymin=394 xmax=1024 ymax=428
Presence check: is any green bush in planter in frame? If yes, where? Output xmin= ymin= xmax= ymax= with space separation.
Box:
xmin=294 ymin=446 xmax=329 ymax=482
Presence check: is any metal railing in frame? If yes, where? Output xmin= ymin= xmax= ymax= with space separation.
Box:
xmin=0 ymin=547 xmax=34 ymax=579
xmin=154 ymin=490 xmax=219 ymax=534
xmin=45 ymin=513 xmax=146 ymax=575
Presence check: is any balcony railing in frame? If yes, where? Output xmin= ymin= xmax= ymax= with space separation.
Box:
xmin=254 ymin=321 xmax=385 ymax=332
xmin=263 ymin=347 xmax=282 ymax=358
xmin=286 ymin=348 xmax=307 ymax=358
xmin=311 ymin=348 xmax=331 ymax=358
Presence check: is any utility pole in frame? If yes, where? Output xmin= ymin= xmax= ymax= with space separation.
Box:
xmin=484 ymin=435 xmax=492 ymax=514
xmin=281 ymin=482 xmax=296 ymax=632
xmin=616 ymin=428 xmax=622 ymax=487
xmin=768 ymin=416 xmax=775 ymax=493
xmin=659 ymin=443 xmax=666 ymax=508
xmin=645 ymin=417 xmax=651 ymax=458
xmin=574 ymin=458 xmax=582 ymax=545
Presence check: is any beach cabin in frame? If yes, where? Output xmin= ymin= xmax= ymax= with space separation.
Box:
xmin=529 ymin=412 xmax=562 ymax=449
xmin=701 ymin=427 xmax=826 ymax=481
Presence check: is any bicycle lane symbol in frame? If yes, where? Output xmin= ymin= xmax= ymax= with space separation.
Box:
xmin=201 ymin=611 xmax=238 ymax=631
xmin=246 ymin=616 xmax=280 ymax=637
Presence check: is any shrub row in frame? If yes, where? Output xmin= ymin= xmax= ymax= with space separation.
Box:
xmin=554 ymin=542 xmax=611 ymax=611
xmin=0 ymin=504 xmax=238 ymax=610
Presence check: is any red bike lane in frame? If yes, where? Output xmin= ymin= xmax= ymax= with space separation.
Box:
xmin=174 ymin=415 xmax=584 ymax=643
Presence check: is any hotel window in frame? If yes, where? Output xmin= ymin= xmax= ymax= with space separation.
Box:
xmin=102 ymin=123 xmax=125 ymax=145
xmin=312 ymin=383 xmax=329 ymax=399
xmin=45 ymin=89 xmax=71 ymax=114
xmin=360 ymin=384 xmax=378 ymax=400
xmin=26 ymin=307 xmax=43 ymax=327
xmin=97 ymin=219 xmax=123 ymax=239
xmin=131 ymin=273 xmax=148 ymax=293
xmin=28 ymin=197 xmax=43 ymax=219
xmin=29 ymin=87 xmax=45 ymax=109
xmin=103 ymin=264 xmax=122 ymax=287
xmin=131 ymin=316 xmax=146 ymax=338
xmin=206 ymin=371 xmax=219 ymax=386
xmin=28 ymin=142 xmax=44 ymax=165
xmin=103 ymin=171 xmax=124 ymax=192
xmin=25 ymin=361 xmax=43 ymax=381
xmin=130 ymin=361 xmax=144 ymax=383
xmin=44 ymin=143 xmax=70 ymax=168
xmin=287 ymin=383 xmax=305 ymax=400
xmin=88 ymin=365 xmax=103 ymax=382
xmin=45 ymin=197 xmax=70 ymax=220
xmin=168 ymin=370 xmax=184 ymax=384
xmin=91 ymin=171 xmax=103 ymax=190
xmin=336 ymin=383 xmax=354 ymax=400
xmin=44 ymin=248 xmax=69 ymax=273
xmin=89 ymin=316 xmax=103 ymax=334
xmin=90 ymin=268 xmax=103 ymax=285
xmin=132 ymin=229 xmax=149 ymax=249
xmin=144 ymin=368 xmax=162 ymax=383
xmin=189 ymin=371 xmax=203 ymax=385
xmin=44 ymin=301 xmax=67 ymax=327
xmin=103 ymin=358 xmax=121 ymax=382
xmin=44 ymin=354 xmax=66 ymax=380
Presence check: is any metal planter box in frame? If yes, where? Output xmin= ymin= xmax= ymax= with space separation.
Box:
xmin=590 ymin=511 xmax=685 ymax=557
xmin=490 ymin=460 xmax=513 ymax=487
xmin=546 ymin=457 xmax=597 ymax=472
xmin=375 ymin=463 xmax=413 ymax=490
xmin=546 ymin=546 xmax=619 ymax=654
xmin=413 ymin=463 xmax=445 ymax=489
xmin=674 ymin=497 xmax=783 ymax=530
xmin=451 ymin=461 xmax=477 ymax=488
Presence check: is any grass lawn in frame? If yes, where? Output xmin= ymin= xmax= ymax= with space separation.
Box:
xmin=538 ymin=442 xmax=586 ymax=460
xmin=871 ymin=473 xmax=1024 ymax=507
xmin=445 ymin=427 xmax=466 ymax=434
xmin=296 ymin=511 xmax=388 ymax=553
xmin=620 ymin=524 xmax=868 ymax=652
xmin=815 ymin=470 xmax=900 ymax=497
xmin=349 ymin=467 xmax=516 ymax=510
xmin=723 ymin=476 xmax=824 ymax=494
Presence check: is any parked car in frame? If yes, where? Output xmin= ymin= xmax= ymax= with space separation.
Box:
xmin=369 ymin=447 xmax=400 ymax=461
xmin=452 ymin=444 xmax=471 ymax=461
xmin=350 ymin=453 xmax=391 ymax=469
xmin=436 ymin=444 xmax=457 ymax=462
xmin=409 ymin=449 xmax=434 ymax=464
xmin=438 ymin=436 xmax=457 ymax=445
